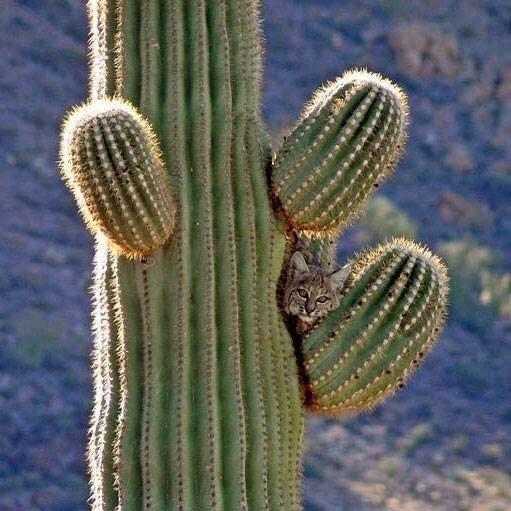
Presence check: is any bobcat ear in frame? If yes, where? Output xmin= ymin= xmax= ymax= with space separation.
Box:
xmin=290 ymin=251 xmax=309 ymax=273
xmin=328 ymin=263 xmax=352 ymax=290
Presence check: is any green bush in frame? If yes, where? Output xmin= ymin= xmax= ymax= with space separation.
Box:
xmin=356 ymin=196 xmax=417 ymax=246
xmin=438 ymin=238 xmax=510 ymax=332
xmin=480 ymin=271 xmax=511 ymax=319
xmin=6 ymin=309 xmax=67 ymax=368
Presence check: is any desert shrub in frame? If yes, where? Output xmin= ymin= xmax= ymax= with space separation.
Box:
xmin=356 ymin=196 xmax=417 ymax=246
xmin=480 ymin=271 xmax=511 ymax=319
xmin=4 ymin=309 xmax=67 ymax=368
xmin=438 ymin=238 xmax=510 ymax=332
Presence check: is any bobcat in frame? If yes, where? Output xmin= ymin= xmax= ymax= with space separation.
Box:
xmin=284 ymin=248 xmax=351 ymax=335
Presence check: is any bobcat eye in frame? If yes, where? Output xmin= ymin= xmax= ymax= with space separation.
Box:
xmin=317 ymin=295 xmax=330 ymax=304
xmin=297 ymin=289 xmax=308 ymax=299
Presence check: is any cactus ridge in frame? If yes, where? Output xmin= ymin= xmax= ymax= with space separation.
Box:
xmin=61 ymin=99 xmax=175 ymax=257
xmin=88 ymin=238 xmax=119 ymax=510
xmin=273 ymin=69 xmax=408 ymax=237
xmin=302 ymin=239 xmax=448 ymax=414
xmin=61 ymin=2 xmax=448 ymax=510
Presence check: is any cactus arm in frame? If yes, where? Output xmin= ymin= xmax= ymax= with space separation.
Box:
xmin=300 ymin=239 xmax=449 ymax=414
xmin=60 ymin=99 xmax=176 ymax=259
xmin=272 ymin=70 xmax=408 ymax=238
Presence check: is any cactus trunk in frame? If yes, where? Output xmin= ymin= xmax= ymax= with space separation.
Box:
xmin=88 ymin=2 xmax=302 ymax=510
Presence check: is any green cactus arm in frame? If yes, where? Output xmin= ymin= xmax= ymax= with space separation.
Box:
xmin=299 ymin=239 xmax=449 ymax=414
xmin=60 ymin=99 xmax=176 ymax=258
xmin=72 ymin=2 xmax=305 ymax=510
xmin=272 ymin=70 xmax=408 ymax=238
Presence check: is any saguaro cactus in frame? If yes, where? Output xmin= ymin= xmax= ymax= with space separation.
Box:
xmin=60 ymin=2 xmax=448 ymax=510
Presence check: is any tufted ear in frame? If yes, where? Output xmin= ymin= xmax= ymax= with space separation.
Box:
xmin=328 ymin=263 xmax=352 ymax=290
xmin=290 ymin=251 xmax=310 ymax=273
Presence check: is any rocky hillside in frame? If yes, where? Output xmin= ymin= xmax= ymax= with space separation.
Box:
xmin=0 ymin=1 xmax=510 ymax=509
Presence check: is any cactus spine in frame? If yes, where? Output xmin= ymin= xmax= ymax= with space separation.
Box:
xmin=60 ymin=2 xmax=448 ymax=510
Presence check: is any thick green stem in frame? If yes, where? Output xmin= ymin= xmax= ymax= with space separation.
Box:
xmin=84 ymin=2 xmax=303 ymax=510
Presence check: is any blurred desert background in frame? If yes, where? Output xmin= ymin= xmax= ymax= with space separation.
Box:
xmin=0 ymin=1 xmax=510 ymax=509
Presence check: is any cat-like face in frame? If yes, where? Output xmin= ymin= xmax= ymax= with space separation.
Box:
xmin=284 ymin=251 xmax=351 ymax=326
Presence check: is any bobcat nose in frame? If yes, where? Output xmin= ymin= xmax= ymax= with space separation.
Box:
xmin=305 ymin=301 xmax=315 ymax=315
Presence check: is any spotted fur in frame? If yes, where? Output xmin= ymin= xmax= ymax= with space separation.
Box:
xmin=284 ymin=250 xmax=351 ymax=335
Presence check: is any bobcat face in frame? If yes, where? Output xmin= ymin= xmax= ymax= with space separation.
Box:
xmin=284 ymin=251 xmax=351 ymax=333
